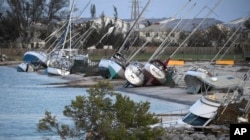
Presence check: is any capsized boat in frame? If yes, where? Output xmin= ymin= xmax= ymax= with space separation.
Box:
xmin=46 ymin=62 xmax=71 ymax=76
xmin=151 ymin=72 xmax=250 ymax=128
xmin=125 ymin=59 xmax=176 ymax=87
xmin=96 ymin=26 xmax=116 ymax=79
xmin=178 ymin=88 xmax=245 ymax=127
xmin=151 ymin=86 xmax=249 ymax=128
xmin=99 ymin=0 xmax=151 ymax=80
xmin=123 ymin=36 xmax=156 ymax=87
xmin=124 ymin=61 xmax=145 ymax=87
xmin=46 ymin=49 xmax=77 ymax=76
xmin=108 ymin=53 xmax=126 ymax=79
xmin=143 ymin=59 xmax=167 ymax=86
xmin=46 ymin=0 xmax=75 ymax=76
xmin=184 ymin=68 xmax=212 ymax=94
xmin=17 ymin=62 xmax=34 ymax=72
xmin=46 ymin=50 xmax=73 ymax=76
xmin=23 ymin=51 xmax=48 ymax=68
xmin=46 ymin=50 xmax=75 ymax=76
xmin=184 ymin=70 xmax=242 ymax=94
xmin=98 ymin=58 xmax=110 ymax=78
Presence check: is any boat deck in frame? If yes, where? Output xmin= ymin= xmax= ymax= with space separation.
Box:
xmin=200 ymin=75 xmax=243 ymax=89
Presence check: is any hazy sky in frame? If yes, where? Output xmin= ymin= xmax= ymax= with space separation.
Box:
xmin=74 ymin=0 xmax=250 ymax=22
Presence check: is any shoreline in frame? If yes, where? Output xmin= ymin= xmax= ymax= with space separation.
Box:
xmin=0 ymin=61 xmax=22 ymax=66
xmin=116 ymin=85 xmax=201 ymax=106
xmin=2 ymin=61 xmax=250 ymax=106
xmin=42 ymin=72 xmax=200 ymax=106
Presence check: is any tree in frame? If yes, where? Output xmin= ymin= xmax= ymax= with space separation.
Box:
xmin=206 ymin=25 xmax=228 ymax=47
xmin=46 ymin=0 xmax=69 ymax=23
xmin=37 ymin=81 xmax=164 ymax=140
xmin=30 ymin=0 xmax=46 ymax=23
xmin=145 ymin=20 xmax=152 ymax=27
xmin=0 ymin=0 xmax=69 ymax=43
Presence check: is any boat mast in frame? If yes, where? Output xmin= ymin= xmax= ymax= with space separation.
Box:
xmin=156 ymin=4 xmax=209 ymax=59
xmin=147 ymin=0 xmax=192 ymax=62
xmin=61 ymin=0 xmax=75 ymax=51
xmin=131 ymin=0 xmax=140 ymax=20
xmin=210 ymin=15 xmax=250 ymax=63
xmin=169 ymin=0 xmax=222 ymax=59
xmin=151 ymin=2 xmax=197 ymax=61
xmin=117 ymin=0 xmax=151 ymax=54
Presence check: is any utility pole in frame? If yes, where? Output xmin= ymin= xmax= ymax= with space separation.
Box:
xmin=131 ymin=0 xmax=140 ymax=20
xmin=131 ymin=0 xmax=140 ymax=43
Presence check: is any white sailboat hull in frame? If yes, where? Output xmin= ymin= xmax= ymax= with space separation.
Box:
xmin=108 ymin=60 xmax=125 ymax=79
xmin=124 ymin=62 xmax=145 ymax=86
xmin=98 ymin=58 xmax=110 ymax=78
xmin=144 ymin=60 xmax=166 ymax=85
xmin=46 ymin=55 xmax=73 ymax=76
xmin=47 ymin=67 xmax=70 ymax=76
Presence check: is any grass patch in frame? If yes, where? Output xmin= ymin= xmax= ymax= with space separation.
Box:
xmin=89 ymin=53 xmax=244 ymax=62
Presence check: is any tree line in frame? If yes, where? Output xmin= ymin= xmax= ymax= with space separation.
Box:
xmin=1 ymin=0 xmax=249 ymax=50
xmin=0 ymin=0 xmax=127 ymax=50
xmin=0 ymin=0 xmax=70 ymax=42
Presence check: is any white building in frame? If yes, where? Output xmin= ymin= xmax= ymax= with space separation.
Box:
xmin=139 ymin=18 xmax=223 ymax=44
xmin=73 ymin=16 xmax=148 ymax=34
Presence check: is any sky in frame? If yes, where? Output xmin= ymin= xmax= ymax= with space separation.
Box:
xmin=74 ymin=0 xmax=250 ymax=22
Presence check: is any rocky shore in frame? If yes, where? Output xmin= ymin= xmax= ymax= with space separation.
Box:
xmin=159 ymin=125 xmax=230 ymax=140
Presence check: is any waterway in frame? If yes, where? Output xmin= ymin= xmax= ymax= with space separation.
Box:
xmin=0 ymin=66 xmax=189 ymax=139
